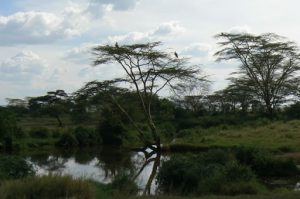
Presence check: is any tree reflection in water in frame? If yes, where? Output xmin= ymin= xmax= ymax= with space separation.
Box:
xmin=95 ymin=146 xmax=133 ymax=179
xmin=25 ymin=146 xmax=162 ymax=195
xmin=133 ymin=146 xmax=162 ymax=195
xmin=96 ymin=145 xmax=161 ymax=195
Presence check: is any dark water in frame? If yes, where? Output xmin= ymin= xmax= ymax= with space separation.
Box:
xmin=23 ymin=147 xmax=165 ymax=194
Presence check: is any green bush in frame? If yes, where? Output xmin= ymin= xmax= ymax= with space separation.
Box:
xmin=285 ymin=102 xmax=300 ymax=119
xmin=235 ymin=146 xmax=300 ymax=177
xmin=0 ymin=155 xmax=35 ymax=180
xmin=56 ymin=133 xmax=78 ymax=147
xmin=0 ymin=108 xmax=22 ymax=150
xmin=157 ymin=152 xmax=264 ymax=196
xmin=158 ymin=122 xmax=176 ymax=139
xmin=29 ymin=127 xmax=50 ymax=138
xmin=51 ymin=128 xmax=63 ymax=138
xmin=97 ymin=118 xmax=125 ymax=146
xmin=73 ymin=126 xmax=100 ymax=147
xmin=202 ymin=149 xmax=231 ymax=165
xmin=0 ymin=175 xmax=94 ymax=199
xmin=0 ymin=108 xmax=17 ymax=139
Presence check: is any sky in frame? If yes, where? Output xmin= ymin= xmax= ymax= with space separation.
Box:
xmin=1 ymin=0 xmax=300 ymax=105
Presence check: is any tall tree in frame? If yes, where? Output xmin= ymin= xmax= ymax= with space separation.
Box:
xmin=215 ymin=33 xmax=300 ymax=117
xmin=89 ymin=42 xmax=206 ymax=150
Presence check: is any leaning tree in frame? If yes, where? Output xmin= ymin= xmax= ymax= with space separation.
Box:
xmin=87 ymin=42 xmax=206 ymax=150
xmin=75 ymin=42 xmax=206 ymax=194
xmin=215 ymin=33 xmax=300 ymax=117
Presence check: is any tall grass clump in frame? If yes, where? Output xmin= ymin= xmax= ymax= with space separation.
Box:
xmin=109 ymin=174 xmax=139 ymax=196
xmin=0 ymin=175 xmax=95 ymax=199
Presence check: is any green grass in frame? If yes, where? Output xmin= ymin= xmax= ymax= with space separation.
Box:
xmin=14 ymin=116 xmax=300 ymax=153
xmin=0 ymin=175 xmax=94 ymax=199
xmin=118 ymin=193 xmax=300 ymax=199
xmin=18 ymin=116 xmax=97 ymax=130
xmin=0 ymin=174 xmax=298 ymax=199
xmin=173 ymin=120 xmax=300 ymax=152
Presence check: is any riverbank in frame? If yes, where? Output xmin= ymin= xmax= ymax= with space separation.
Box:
xmin=166 ymin=119 xmax=300 ymax=153
xmin=12 ymin=117 xmax=300 ymax=154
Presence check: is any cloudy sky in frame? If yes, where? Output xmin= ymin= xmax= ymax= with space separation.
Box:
xmin=0 ymin=0 xmax=300 ymax=104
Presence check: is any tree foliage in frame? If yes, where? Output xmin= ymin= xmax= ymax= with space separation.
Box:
xmin=85 ymin=42 xmax=206 ymax=148
xmin=215 ymin=33 xmax=300 ymax=116
xmin=28 ymin=90 xmax=69 ymax=127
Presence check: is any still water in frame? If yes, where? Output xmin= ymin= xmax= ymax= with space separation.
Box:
xmin=19 ymin=147 xmax=300 ymax=194
xmin=23 ymin=147 xmax=165 ymax=194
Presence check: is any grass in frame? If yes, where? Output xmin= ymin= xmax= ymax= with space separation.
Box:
xmin=18 ymin=116 xmax=97 ymax=130
xmin=0 ymin=175 xmax=95 ymax=199
xmin=1 ymin=176 xmax=299 ymax=199
xmin=117 ymin=193 xmax=300 ymax=199
xmin=173 ymin=120 xmax=300 ymax=152
xmin=12 ymin=116 xmax=300 ymax=153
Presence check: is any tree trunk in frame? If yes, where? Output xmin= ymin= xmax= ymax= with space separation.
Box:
xmin=143 ymin=152 xmax=161 ymax=195
xmin=265 ymin=100 xmax=274 ymax=118
xmin=55 ymin=115 xmax=63 ymax=127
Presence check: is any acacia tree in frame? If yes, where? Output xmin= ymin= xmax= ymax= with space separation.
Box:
xmin=28 ymin=90 xmax=69 ymax=127
xmin=215 ymin=33 xmax=300 ymax=117
xmin=89 ymin=42 xmax=206 ymax=150
xmin=172 ymin=81 xmax=210 ymax=113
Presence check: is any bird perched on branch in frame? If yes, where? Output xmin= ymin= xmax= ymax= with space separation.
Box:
xmin=115 ymin=42 xmax=119 ymax=48
xmin=174 ymin=51 xmax=178 ymax=58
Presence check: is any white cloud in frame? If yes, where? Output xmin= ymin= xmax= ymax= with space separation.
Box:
xmin=108 ymin=21 xmax=185 ymax=44
xmin=152 ymin=21 xmax=185 ymax=36
xmin=64 ymin=43 xmax=97 ymax=64
xmin=228 ymin=25 xmax=252 ymax=34
xmin=0 ymin=11 xmax=83 ymax=45
xmin=0 ymin=50 xmax=68 ymax=89
xmin=0 ymin=50 xmax=47 ymax=82
xmin=88 ymin=0 xmax=140 ymax=11
xmin=182 ymin=43 xmax=212 ymax=58
xmin=0 ymin=50 xmax=75 ymax=103
xmin=0 ymin=0 xmax=141 ymax=46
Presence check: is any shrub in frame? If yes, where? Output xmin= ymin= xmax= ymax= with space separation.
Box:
xmin=157 ymin=152 xmax=263 ymax=196
xmin=51 ymin=128 xmax=62 ymax=138
xmin=202 ymin=149 xmax=231 ymax=165
xmin=158 ymin=122 xmax=176 ymax=139
xmin=0 ymin=175 xmax=94 ymax=199
xmin=29 ymin=127 xmax=50 ymax=138
xmin=0 ymin=155 xmax=35 ymax=180
xmin=56 ymin=133 xmax=78 ymax=147
xmin=0 ymin=108 xmax=22 ymax=150
xmin=73 ymin=126 xmax=100 ymax=147
xmin=235 ymin=146 xmax=300 ymax=177
xmin=285 ymin=102 xmax=300 ymax=119
xmin=0 ymin=108 xmax=17 ymax=139
xmin=97 ymin=118 xmax=124 ymax=146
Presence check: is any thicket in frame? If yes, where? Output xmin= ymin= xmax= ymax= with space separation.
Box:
xmin=157 ymin=148 xmax=300 ymax=196
xmin=0 ymin=155 xmax=35 ymax=180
